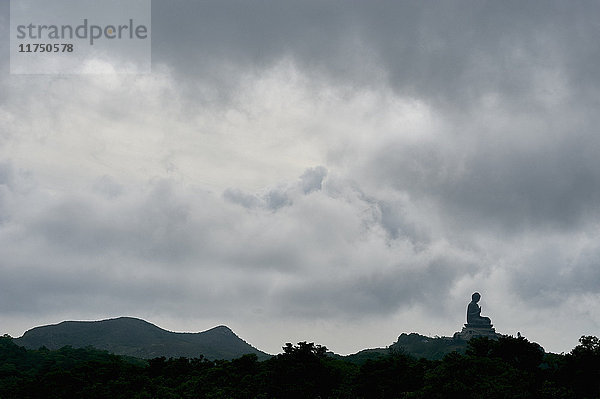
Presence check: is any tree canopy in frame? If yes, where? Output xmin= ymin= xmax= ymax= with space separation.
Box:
xmin=1 ymin=334 xmax=599 ymax=398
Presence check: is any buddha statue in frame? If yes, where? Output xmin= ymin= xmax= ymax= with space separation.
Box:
xmin=466 ymin=292 xmax=492 ymax=326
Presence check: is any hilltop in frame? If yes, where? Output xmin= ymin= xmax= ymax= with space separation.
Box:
xmin=342 ymin=332 xmax=469 ymax=363
xmin=13 ymin=317 xmax=270 ymax=360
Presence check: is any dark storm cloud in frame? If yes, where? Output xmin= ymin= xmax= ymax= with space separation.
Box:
xmin=152 ymin=1 xmax=600 ymax=108
xmin=365 ymin=117 xmax=600 ymax=235
xmin=151 ymin=1 xmax=355 ymax=79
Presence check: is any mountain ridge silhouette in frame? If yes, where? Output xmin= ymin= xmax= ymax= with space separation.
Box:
xmin=13 ymin=316 xmax=270 ymax=360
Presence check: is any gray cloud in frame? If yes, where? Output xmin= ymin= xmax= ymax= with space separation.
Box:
xmin=2 ymin=1 xmax=600 ymax=354
xmin=279 ymin=256 xmax=475 ymax=320
xmin=150 ymin=1 xmax=600 ymax=110
xmin=363 ymin=116 xmax=600 ymax=236
xmin=222 ymin=188 xmax=263 ymax=209
xmin=224 ymin=166 xmax=327 ymax=210
xmin=300 ymin=166 xmax=327 ymax=194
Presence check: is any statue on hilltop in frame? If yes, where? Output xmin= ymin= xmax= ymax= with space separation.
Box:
xmin=467 ymin=292 xmax=492 ymax=326
xmin=455 ymin=291 xmax=499 ymax=340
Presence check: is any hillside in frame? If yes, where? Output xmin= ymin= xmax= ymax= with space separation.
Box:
xmin=344 ymin=332 xmax=469 ymax=363
xmin=389 ymin=332 xmax=468 ymax=359
xmin=13 ymin=317 xmax=270 ymax=360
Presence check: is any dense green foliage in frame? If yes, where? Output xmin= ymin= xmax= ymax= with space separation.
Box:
xmin=2 ymin=334 xmax=599 ymax=398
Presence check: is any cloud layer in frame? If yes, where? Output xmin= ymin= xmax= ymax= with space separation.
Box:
xmin=2 ymin=1 xmax=600 ymax=354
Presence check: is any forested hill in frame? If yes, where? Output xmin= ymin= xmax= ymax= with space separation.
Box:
xmin=390 ymin=333 xmax=469 ymax=359
xmin=13 ymin=317 xmax=270 ymax=360
xmin=343 ymin=333 xmax=469 ymax=363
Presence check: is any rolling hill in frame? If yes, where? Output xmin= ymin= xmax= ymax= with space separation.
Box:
xmin=13 ymin=317 xmax=271 ymax=360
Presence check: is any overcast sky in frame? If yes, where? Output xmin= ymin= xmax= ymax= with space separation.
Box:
xmin=2 ymin=1 xmax=600 ymax=355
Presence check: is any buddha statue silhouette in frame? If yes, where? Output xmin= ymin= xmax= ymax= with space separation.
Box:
xmin=466 ymin=292 xmax=492 ymax=326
